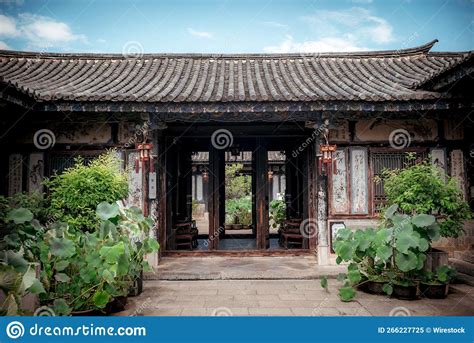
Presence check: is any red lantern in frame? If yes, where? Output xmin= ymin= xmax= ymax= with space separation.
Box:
xmin=319 ymin=144 xmax=337 ymax=164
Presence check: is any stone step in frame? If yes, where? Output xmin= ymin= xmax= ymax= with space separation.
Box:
xmin=454 ymin=251 xmax=474 ymax=264
xmin=449 ymin=258 xmax=474 ymax=277
xmin=453 ymin=272 xmax=474 ymax=287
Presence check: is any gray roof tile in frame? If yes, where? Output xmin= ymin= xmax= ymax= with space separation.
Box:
xmin=0 ymin=40 xmax=471 ymax=104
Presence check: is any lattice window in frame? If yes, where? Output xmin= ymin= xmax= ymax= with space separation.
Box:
xmin=48 ymin=152 xmax=100 ymax=175
xmin=371 ymin=151 xmax=427 ymax=214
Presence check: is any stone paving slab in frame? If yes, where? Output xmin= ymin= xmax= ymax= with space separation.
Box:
xmin=115 ymin=280 xmax=474 ymax=317
xmin=147 ymin=256 xmax=345 ymax=280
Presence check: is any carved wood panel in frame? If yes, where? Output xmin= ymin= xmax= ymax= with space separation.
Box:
xmin=330 ymin=149 xmax=349 ymax=214
xmin=450 ymin=149 xmax=466 ymax=200
xmin=350 ymin=147 xmax=369 ymax=214
xmin=431 ymin=148 xmax=446 ymax=182
xmin=127 ymin=151 xmax=143 ymax=208
xmin=28 ymin=153 xmax=44 ymax=193
xmin=8 ymin=154 xmax=23 ymax=196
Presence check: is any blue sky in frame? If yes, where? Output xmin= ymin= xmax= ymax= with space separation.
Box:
xmin=0 ymin=0 xmax=472 ymax=54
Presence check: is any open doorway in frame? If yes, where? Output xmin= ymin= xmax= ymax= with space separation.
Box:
xmin=219 ymin=151 xmax=256 ymax=250
xmin=159 ymin=125 xmax=317 ymax=253
xmin=190 ymin=152 xmax=211 ymax=250
xmin=268 ymin=151 xmax=287 ymax=250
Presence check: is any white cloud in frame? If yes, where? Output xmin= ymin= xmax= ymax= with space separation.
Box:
xmin=0 ymin=13 xmax=86 ymax=49
xmin=19 ymin=14 xmax=86 ymax=47
xmin=263 ymin=35 xmax=367 ymax=53
xmin=187 ymin=27 xmax=213 ymax=39
xmin=261 ymin=21 xmax=289 ymax=29
xmin=0 ymin=41 xmax=11 ymax=50
xmin=361 ymin=16 xmax=393 ymax=44
xmin=351 ymin=0 xmax=373 ymax=3
xmin=301 ymin=7 xmax=394 ymax=45
xmin=0 ymin=14 xmax=19 ymax=36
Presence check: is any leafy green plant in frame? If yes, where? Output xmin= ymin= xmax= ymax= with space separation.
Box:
xmin=44 ymin=151 xmax=128 ymax=231
xmin=422 ymin=266 xmax=456 ymax=285
xmin=225 ymin=197 xmax=252 ymax=226
xmin=0 ymin=192 xmax=49 ymax=226
xmin=225 ymin=163 xmax=251 ymax=200
xmin=381 ymin=158 xmax=471 ymax=238
xmin=328 ymin=204 xmax=441 ymax=301
xmin=96 ymin=202 xmax=160 ymax=284
xmin=1 ymin=208 xmax=45 ymax=315
xmin=38 ymin=202 xmax=159 ymax=315
xmin=269 ymin=199 xmax=286 ymax=229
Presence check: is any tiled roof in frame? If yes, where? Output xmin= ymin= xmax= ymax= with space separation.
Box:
xmin=0 ymin=40 xmax=471 ymax=104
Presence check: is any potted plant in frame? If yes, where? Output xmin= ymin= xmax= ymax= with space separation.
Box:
xmin=235 ymin=196 xmax=252 ymax=230
xmin=420 ymin=266 xmax=456 ymax=299
xmin=37 ymin=221 xmax=132 ymax=316
xmin=381 ymin=157 xmax=471 ymax=271
xmin=225 ymin=199 xmax=239 ymax=229
xmin=365 ymin=273 xmax=390 ymax=295
xmin=391 ymin=278 xmax=420 ymax=300
xmin=326 ymin=204 xmax=442 ymax=302
xmin=96 ymin=202 xmax=160 ymax=297
xmin=269 ymin=199 xmax=286 ymax=230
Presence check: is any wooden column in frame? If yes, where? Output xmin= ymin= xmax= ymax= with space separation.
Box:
xmin=306 ymin=141 xmax=318 ymax=251
xmin=208 ymin=146 xmax=224 ymax=250
xmin=183 ymin=151 xmax=193 ymax=220
xmin=157 ymin=134 xmax=167 ymax=252
xmin=285 ymin=149 xmax=295 ymax=219
xmin=255 ymin=139 xmax=269 ymax=249
xmin=165 ymin=139 xmax=176 ymax=250
xmin=316 ymin=137 xmax=329 ymax=265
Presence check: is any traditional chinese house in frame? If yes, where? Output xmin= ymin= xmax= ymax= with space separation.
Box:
xmin=0 ymin=40 xmax=472 ymax=265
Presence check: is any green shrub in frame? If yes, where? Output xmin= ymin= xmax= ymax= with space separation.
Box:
xmin=0 ymin=192 xmax=48 ymax=226
xmin=381 ymin=158 xmax=471 ymax=238
xmin=225 ymin=163 xmax=251 ymax=199
xmin=269 ymin=199 xmax=286 ymax=229
xmin=44 ymin=151 xmax=128 ymax=231
xmin=225 ymin=196 xmax=252 ymax=225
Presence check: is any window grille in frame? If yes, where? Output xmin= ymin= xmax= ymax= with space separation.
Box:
xmin=371 ymin=151 xmax=427 ymax=213
xmin=48 ymin=152 xmax=99 ymax=175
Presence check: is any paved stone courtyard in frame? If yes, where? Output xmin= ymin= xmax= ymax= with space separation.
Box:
xmin=147 ymin=256 xmax=341 ymax=280
xmin=118 ymin=279 xmax=474 ymax=316
xmin=116 ymin=257 xmax=474 ymax=316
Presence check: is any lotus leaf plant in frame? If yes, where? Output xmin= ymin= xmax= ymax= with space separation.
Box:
xmin=329 ymin=204 xmax=441 ymax=301
xmin=0 ymin=208 xmax=46 ymax=315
